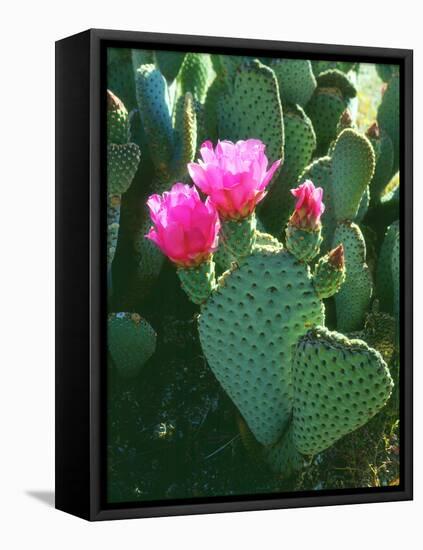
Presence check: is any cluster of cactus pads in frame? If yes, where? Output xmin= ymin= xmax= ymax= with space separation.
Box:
xmin=107 ymin=48 xmax=400 ymax=477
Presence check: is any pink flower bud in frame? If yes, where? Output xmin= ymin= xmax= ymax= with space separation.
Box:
xmin=145 ymin=183 xmax=220 ymax=267
xmin=188 ymin=139 xmax=281 ymax=220
xmin=290 ymin=180 xmax=325 ymax=229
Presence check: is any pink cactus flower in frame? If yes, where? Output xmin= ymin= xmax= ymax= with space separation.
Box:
xmin=145 ymin=183 xmax=220 ymax=267
xmin=290 ymin=180 xmax=325 ymax=229
xmin=188 ymin=139 xmax=281 ymax=220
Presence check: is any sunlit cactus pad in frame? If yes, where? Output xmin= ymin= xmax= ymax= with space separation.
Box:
xmin=198 ymin=250 xmax=325 ymax=446
xmin=292 ymin=326 xmax=393 ymax=455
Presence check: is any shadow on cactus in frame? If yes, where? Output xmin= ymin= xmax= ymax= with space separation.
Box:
xmin=106 ymin=49 xmax=400 ymax=503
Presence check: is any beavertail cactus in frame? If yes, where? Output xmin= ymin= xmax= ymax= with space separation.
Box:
xmin=107 ymin=91 xmax=141 ymax=270
xmin=217 ymin=60 xmax=284 ymax=170
xmin=259 ymin=105 xmax=316 ymax=235
xmin=366 ymin=122 xmax=394 ymax=205
xmin=146 ymin=149 xmax=395 ymax=460
xmin=377 ymin=72 xmax=400 ymax=175
xmin=177 ymin=53 xmax=215 ymax=103
xmin=198 ymin=248 xmax=326 ymax=445
xmin=147 ymin=172 xmax=349 ymax=448
xmin=292 ymin=326 xmax=393 ymax=455
xmin=331 ymin=128 xmax=375 ymax=221
xmin=332 ymin=221 xmax=373 ymax=331
xmin=268 ymin=59 xmax=316 ymax=107
xmin=376 ymin=220 xmax=399 ymax=313
xmin=106 ymin=50 xmax=401 ymax=486
xmin=108 ymin=48 xmax=139 ymax=111
xmin=298 ymin=128 xmax=375 ymax=249
xmin=306 ymin=69 xmax=357 ymax=155
xmin=108 ymin=313 xmax=157 ymax=377
xmin=313 ymin=244 xmax=346 ymax=299
xmin=391 ymin=228 xmax=400 ymax=337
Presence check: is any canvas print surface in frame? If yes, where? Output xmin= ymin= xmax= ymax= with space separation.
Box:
xmin=106 ymin=48 xmax=400 ymax=504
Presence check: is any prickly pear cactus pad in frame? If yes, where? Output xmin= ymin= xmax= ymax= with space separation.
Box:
xmin=292 ymin=327 xmax=393 ymax=455
xmin=104 ymin=48 xmax=402 ymax=503
xmin=218 ymin=60 xmax=284 ymax=167
xmin=333 ymin=222 xmax=373 ymax=332
xmin=331 ymin=129 xmax=375 ymax=221
xmin=377 ymin=72 xmax=400 ymax=174
xmin=268 ymin=59 xmax=316 ymax=107
xmin=260 ymin=105 xmax=316 ymax=235
xmin=107 ymin=143 xmax=141 ymax=195
xmin=198 ymin=250 xmax=325 ymax=446
xmin=108 ymin=313 xmax=157 ymax=378
xmin=135 ymin=64 xmax=174 ymax=177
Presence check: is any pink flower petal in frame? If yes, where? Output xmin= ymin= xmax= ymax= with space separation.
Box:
xmin=188 ymin=163 xmax=211 ymax=193
xmin=188 ymin=139 xmax=282 ymax=220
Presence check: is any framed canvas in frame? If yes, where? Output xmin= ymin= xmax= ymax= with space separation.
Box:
xmin=55 ymin=29 xmax=413 ymax=521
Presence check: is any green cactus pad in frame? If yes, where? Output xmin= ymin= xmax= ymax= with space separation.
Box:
xmin=292 ymin=326 xmax=393 ymax=455
xmin=153 ymin=50 xmax=186 ymax=82
xmin=218 ymin=60 xmax=284 ymax=167
xmin=298 ymin=157 xmax=336 ymax=249
xmin=192 ymin=98 xmax=207 ymax=153
xmin=108 ymin=312 xmax=157 ymax=378
xmin=313 ymin=246 xmax=346 ymax=299
xmin=377 ymin=73 xmax=400 ymax=174
xmin=107 ymin=143 xmax=141 ymax=195
xmin=214 ymin=215 xmax=257 ymax=271
xmin=107 ymin=91 xmax=130 ymax=145
xmin=212 ymin=54 xmax=245 ymax=88
xmin=260 ymin=105 xmax=316 ymax=236
xmin=355 ymin=186 xmax=371 ymax=224
xmin=331 ymin=129 xmax=375 ymax=221
xmin=172 ymin=92 xmax=197 ymax=178
xmin=263 ymin=424 xmax=303 ymax=475
xmin=177 ymin=260 xmax=217 ymax=305
xmin=107 ymin=48 xmax=137 ymax=111
xmin=285 ymin=223 xmax=323 ymax=262
xmin=369 ymin=129 xmax=394 ymax=204
xmin=391 ymin=230 xmax=400 ymax=335
xmin=333 ymin=222 xmax=373 ymax=332
xmin=376 ymin=220 xmax=399 ymax=313
xmin=135 ymin=64 xmax=174 ymax=179
xmin=134 ymin=216 xmax=165 ymax=296
xmin=306 ymin=88 xmax=346 ymax=155
xmin=203 ymin=76 xmax=226 ymax=142
xmin=107 ymin=194 xmax=121 ymax=268
xmin=177 ymin=53 xmax=214 ymax=103
xmin=198 ymin=250 xmax=325 ymax=446
xmin=315 ymin=69 xmax=357 ymax=100
xmin=270 ymin=59 xmax=316 ymax=107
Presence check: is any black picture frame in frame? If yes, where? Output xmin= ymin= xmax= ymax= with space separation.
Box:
xmin=55 ymin=28 xmax=413 ymax=521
